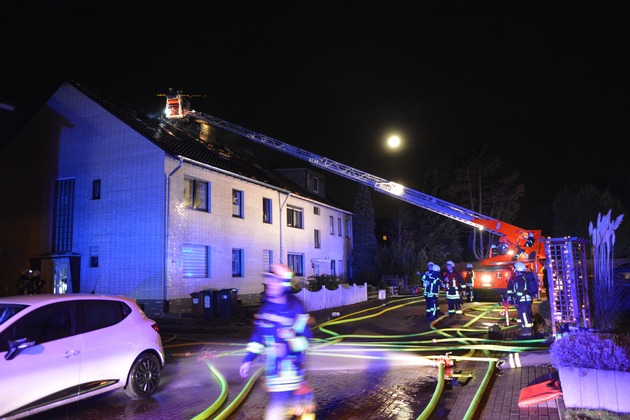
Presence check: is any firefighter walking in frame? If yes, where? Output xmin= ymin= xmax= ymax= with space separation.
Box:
xmin=506 ymin=262 xmax=538 ymax=337
xmin=240 ymin=264 xmax=315 ymax=419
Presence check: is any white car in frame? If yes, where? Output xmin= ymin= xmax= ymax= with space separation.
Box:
xmin=0 ymin=294 xmax=165 ymax=419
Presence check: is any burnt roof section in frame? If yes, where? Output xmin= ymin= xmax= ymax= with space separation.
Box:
xmin=72 ymin=82 xmax=346 ymax=209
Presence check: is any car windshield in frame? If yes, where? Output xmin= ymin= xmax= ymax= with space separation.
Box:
xmin=0 ymin=304 xmax=28 ymax=326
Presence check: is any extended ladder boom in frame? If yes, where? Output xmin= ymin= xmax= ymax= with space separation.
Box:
xmin=167 ymin=108 xmax=515 ymax=237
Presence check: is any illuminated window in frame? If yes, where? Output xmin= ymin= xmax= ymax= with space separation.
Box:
xmin=287 ymin=206 xmax=303 ymax=229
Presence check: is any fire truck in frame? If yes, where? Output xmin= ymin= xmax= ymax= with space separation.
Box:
xmin=159 ymin=90 xmax=546 ymax=299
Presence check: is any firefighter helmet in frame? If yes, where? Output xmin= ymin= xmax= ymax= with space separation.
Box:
xmin=445 ymin=260 xmax=455 ymax=267
xmin=514 ymin=262 xmax=527 ymax=272
xmin=466 ymin=263 xmax=473 ymax=269
xmin=428 ymin=261 xmax=434 ymax=268
xmin=432 ymin=264 xmax=441 ymax=272
xmin=263 ymin=263 xmax=294 ymax=287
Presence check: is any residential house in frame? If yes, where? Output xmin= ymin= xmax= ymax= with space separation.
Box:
xmin=0 ymin=82 xmax=353 ymax=316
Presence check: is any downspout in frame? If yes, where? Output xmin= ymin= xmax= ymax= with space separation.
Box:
xmin=164 ymin=156 xmax=184 ymax=311
xmin=278 ymin=191 xmax=292 ymax=264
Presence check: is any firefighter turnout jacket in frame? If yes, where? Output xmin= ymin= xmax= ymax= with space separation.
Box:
xmin=242 ymin=294 xmax=312 ymax=392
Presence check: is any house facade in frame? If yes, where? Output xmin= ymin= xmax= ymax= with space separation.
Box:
xmin=0 ymin=83 xmax=353 ymax=316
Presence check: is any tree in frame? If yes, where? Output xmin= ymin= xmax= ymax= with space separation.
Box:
xmin=375 ymin=207 xmax=423 ymax=279
xmin=379 ymin=172 xmax=463 ymax=272
xmin=351 ymin=185 xmax=379 ymax=286
xmin=448 ymin=144 xmax=523 ymax=261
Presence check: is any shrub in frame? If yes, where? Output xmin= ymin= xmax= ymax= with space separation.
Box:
xmin=305 ymin=275 xmax=342 ymax=292
xmin=549 ymin=331 xmax=630 ymax=371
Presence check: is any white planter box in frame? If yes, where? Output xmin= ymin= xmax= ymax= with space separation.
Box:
xmin=558 ymin=367 xmax=630 ymax=413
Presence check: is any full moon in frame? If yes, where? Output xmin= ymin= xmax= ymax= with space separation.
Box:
xmin=387 ymin=135 xmax=401 ymax=149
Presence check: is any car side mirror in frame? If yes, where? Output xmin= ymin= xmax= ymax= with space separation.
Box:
xmin=5 ymin=337 xmax=35 ymax=361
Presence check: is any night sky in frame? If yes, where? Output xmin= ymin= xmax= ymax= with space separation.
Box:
xmin=2 ymin=1 xmax=629 ymax=222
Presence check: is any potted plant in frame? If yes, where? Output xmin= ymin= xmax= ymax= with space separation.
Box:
xmin=549 ymin=331 xmax=630 ymax=413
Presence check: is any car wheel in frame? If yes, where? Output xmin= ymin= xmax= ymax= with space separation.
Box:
xmin=125 ymin=352 xmax=162 ymax=399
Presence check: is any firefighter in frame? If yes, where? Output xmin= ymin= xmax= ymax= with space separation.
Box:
xmin=16 ymin=269 xmax=32 ymax=295
xmin=443 ymin=261 xmax=466 ymax=318
xmin=506 ymin=262 xmax=538 ymax=337
xmin=463 ymin=263 xmax=475 ymax=302
xmin=424 ymin=264 xmax=442 ymax=320
xmin=419 ymin=261 xmax=434 ymax=294
xmin=239 ymin=264 xmax=315 ymax=419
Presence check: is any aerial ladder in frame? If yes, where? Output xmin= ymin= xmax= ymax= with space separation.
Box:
xmin=159 ymin=90 xmax=547 ymax=296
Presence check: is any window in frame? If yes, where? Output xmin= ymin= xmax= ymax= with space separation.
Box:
xmin=329 ymin=216 xmax=334 ymax=235
xmin=314 ymin=230 xmax=321 ymax=249
xmin=313 ymin=206 xmax=320 ymax=215
xmin=338 ymin=260 xmax=344 ymax=278
xmin=287 ymin=253 xmax=304 ymax=276
xmin=263 ymin=249 xmax=273 ymax=273
xmin=345 ymin=219 xmax=352 ymax=238
xmin=184 ymin=178 xmax=209 ymax=211
xmin=53 ymin=178 xmax=75 ymax=253
xmin=263 ymin=198 xmax=272 ymax=224
xmin=338 ymin=218 xmax=342 ymax=236
xmin=331 ymin=260 xmax=336 ymax=276
xmin=91 ymin=179 xmax=101 ymax=200
xmin=287 ymin=206 xmax=303 ymax=229
xmin=183 ymin=244 xmax=210 ymax=278
xmin=89 ymin=246 xmax=99 ymax=268
xmin=313 ymin=176 xmax=319 ymax=193
xmin=232 ymin=189 xmax=244 ymax=218
xmin=77 ymin=300 xmax=130 ymax=333
xmin=232 ymin=249 xmax=244 ymax=277
xmin=1 ymin=302 xmax=75 ymax=347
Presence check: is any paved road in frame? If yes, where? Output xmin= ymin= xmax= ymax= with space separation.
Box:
xmin=30 ymin=297 xmax=564 ymax=419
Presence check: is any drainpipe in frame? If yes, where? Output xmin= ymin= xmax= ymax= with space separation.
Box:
xmin=278 ymin=191 xmax=292 ymax=264
xmin=164 ymin=156 xmax=184 ymax=310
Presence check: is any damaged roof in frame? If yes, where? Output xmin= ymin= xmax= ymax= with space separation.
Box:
xmin=73 ymin=82 xmax=344 ymax=209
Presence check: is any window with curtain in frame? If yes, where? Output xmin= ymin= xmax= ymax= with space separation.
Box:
xmin=287 ymin=253 xmax=304 ymax=276
xmin=263 ymin=197 xmax=272 ymax=223
xmin=232 ymin=249 xmax=244 ymax=277
xmin=287 ymin=206 xmax=303 ymax=229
